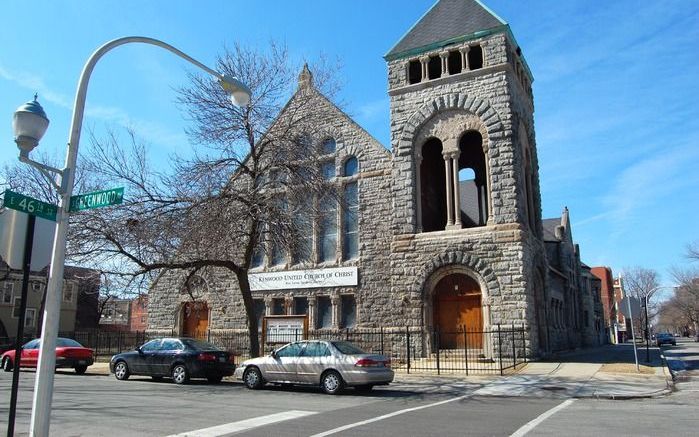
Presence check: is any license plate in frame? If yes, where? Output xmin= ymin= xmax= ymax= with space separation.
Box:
xmin=78 ymin=360 xmax=86 ymax=365
xmin=219 ymin=357 xmax=225 ymax=363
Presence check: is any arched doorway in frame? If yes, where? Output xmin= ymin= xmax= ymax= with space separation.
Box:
xmin=433 ymin=273 xmax=483 ymax=349
xmin=182 ymin=301 xmax=209 ymax=339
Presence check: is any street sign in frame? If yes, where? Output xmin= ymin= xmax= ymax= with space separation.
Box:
xmin=620 ymin=296 xmax=641 ymax=319
xmin=69 ymin=187 xmax=124 ymax=212
xmin=2 ymin=190 xmax=57 ymax=221
xmin=0 ymin=209 xmax=56 ymax=270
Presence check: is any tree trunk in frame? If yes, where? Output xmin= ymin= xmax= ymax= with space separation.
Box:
xmin=236 ymin=270 xmax=260 ymax=358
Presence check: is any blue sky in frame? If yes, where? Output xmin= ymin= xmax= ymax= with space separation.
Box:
xmin=1 ymin=1 xmax=697 ymax=289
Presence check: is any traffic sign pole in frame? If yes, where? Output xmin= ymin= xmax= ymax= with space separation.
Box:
xmin=626 ymin=296 xmax=640 ymax=372
xmin=7 ymin=215 xmax=36 ymax=437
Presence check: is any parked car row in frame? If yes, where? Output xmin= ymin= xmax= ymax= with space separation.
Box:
xmin=1 ymin=336 xmax=394 ymax=395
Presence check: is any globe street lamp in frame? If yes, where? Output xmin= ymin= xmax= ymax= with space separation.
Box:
xmin=12 ymin=36 xmax=251 ymax=437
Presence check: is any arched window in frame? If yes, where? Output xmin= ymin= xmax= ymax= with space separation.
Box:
xmin=322 ymin=138 xmax=336 ymax=154
xmin=344 ymin=156 xmax=358 ymax=176
xmin=343 ymin=181 xmax=358 ymax=260
xmin=457 ymin=131 xmax=487 ymax=227
xmin=318 ymin=196 xmax=337 ymax=262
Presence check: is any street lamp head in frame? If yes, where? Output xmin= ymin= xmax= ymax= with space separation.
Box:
xmin=219 ymin=74 xmax=251 ymax=107
xmin=13 ymin=94 xmax=49 ymax=155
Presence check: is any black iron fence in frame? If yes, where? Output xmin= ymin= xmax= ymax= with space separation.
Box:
xmin=8 ymin=325 xmax=527 ymax=375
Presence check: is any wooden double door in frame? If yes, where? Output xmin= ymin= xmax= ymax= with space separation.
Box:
xmin=182 ymin=302 xmax=209 ymax=339
xmin=433 ymin=273 xmax=483 ymax=349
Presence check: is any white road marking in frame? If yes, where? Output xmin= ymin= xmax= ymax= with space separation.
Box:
xmin=309 ymin=394 xmax=472 ymax=437
xmin=509 ymin=399 xmax=576 ymax=437
xmin=166 ymin=410 xmax=316 ymax=437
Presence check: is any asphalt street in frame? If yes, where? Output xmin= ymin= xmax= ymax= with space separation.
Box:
xmin=1 ymin=342 xmax=698 ymax=437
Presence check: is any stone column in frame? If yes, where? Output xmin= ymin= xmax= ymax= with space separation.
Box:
xmin=285 ymin=294 xmax=294 ymax=315
xmin=308 ymin=297 xmax=317 ymax=330
xmin=460 ymin=46 xmax=470 ymax=72
xmin=415 ymin=153 xmax=423 ymax=233
xmin=331 ymin=295 xmax=341 ymax=329
xmin=452 ymin=151 xmax=462 ymax=228
xmin=443 ymin=152 xmax=454 ymax=228
xmin=439 ymin=51 xmax=449 ymax=77
xmin=420 ymin=56 xmax=429 ymax=82
xmin=263 ymin=296 xmax=273 ymax=316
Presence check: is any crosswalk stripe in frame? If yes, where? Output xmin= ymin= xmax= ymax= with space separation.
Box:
xmin=166 ymin=410 xmax=316 ymax=437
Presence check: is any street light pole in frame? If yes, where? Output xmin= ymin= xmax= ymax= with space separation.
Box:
xmin=15 ymin=36 xmax=250 ymax=437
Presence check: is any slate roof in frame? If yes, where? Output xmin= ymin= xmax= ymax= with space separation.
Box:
xmin=542 ymin=218 xmax=561 ymax=243
xmin=386 ymin=0 xmax=506 ymax=59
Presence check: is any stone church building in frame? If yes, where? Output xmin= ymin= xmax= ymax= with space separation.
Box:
xmin=148 ymin=0 xmax=604 ymax=357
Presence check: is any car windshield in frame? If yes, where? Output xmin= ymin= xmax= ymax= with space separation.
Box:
xmin=331 ymin=341 xmax=367 ymax=355
xmin=181 ymin=339 xmax=221 ymax=351
xmin=56 ymin=338 xmax=83 ymax=347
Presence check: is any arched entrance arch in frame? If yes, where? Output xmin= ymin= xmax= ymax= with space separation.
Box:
xmin=423 ymin=265 xmax=491 ymax=350
xmin=181 ymin=301 xmax=210 ymax=339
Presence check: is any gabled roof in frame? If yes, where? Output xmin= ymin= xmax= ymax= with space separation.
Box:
xmin=386 ymin=0 xmax=507 ymax=60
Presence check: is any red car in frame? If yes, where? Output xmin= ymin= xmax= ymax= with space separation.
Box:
xmin=1 ymin=337 xmax=94 ymax=374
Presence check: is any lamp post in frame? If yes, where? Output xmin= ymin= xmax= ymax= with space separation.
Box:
xmin=641 ymin=285 xmax=674 ymax=363
xmin=12 ymin=36 xmax=250 ymax=437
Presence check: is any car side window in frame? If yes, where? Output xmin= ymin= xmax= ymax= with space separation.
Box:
xmin=302 ymin=342 xmax=330 ymax=357
xmin=276 ymin=342 xmax=305 ymax=358
xmin=160 ymin=339 xmax=182 ymax=351
xmin=23 ymin=340 xmax=39 ymax=349
xmin=140 ymin=340 xmax=161 ymax=352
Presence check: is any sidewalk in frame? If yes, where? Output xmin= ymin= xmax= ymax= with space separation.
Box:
xmin=87 ymin=343 xmax=673 ymax=399
xmin=394 ymin=343 xmax=672 ymax=399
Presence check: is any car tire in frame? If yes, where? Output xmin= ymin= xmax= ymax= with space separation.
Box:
xmin=355 ymin=384 xmax=374 ymax=393
xmin=114 ymin=361 xmax=130 ymax=380
xmin=243 ymin=367 xmax=264 ymax=390
xmin=171 ymin=364 xmax=189 ymax=385
xmin=321 ymin=370 xmax=345 ymax=395
xmin=2 ymin=357 xmax=13 ymax=372
xmin=207 ymin=375 xmax=223 ymax=384
xmin=74 ymin=365 xmax=88 ymax=375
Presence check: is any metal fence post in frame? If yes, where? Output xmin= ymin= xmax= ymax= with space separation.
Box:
xmin=521 ymin=325 xmax=527 ymax=363
xmin=435 ymin=329 xmax=441 ymax=375
xmin=497 ymin=324 xmax=503 ymax=376
xmin=463 ymin=327 xmax=469 ymax=375
xmin=207 ymin=329 xmax=211 ymax=343
xmin=117 ymin=330 xmax=122 ymax=354
xmin=406 ymin=326 xmax=411 ymax=374
xmin=512 ymin=323 xmax=516 ymax=367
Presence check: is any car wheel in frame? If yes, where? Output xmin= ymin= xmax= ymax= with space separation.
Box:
xmin=74 ymin=365 xmax=88 ymax=375
xmin=114 ymin=361 xmax=130 ymax=380
xmin=355 ymin=384 xmax=374 ymax=393
xmin=243 ymin=367 xmax=264 ymax=390
xmin=321 ymin=370 xmax=345 ymax=395
xmin=171 ymin=364 xmax=189 ymax=385
xmin=207 ymin=375 xmax=223 ymax=384
xmin=2 ymin=357 xmax=13 ymax=372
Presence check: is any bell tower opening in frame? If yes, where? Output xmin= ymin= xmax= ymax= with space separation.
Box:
xmin=458 ymin=130 xmax=488 ymax=227
xmin=420 ymin=138 xmax=447 ymax=232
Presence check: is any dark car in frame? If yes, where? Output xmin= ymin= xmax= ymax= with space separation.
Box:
xmin=656 ymin=333 xmax=676 ymax=347
xmin=109 ymin=337 xmax=234 ymax=384
xmin=2 ymin=337 xmax=94 ymax=374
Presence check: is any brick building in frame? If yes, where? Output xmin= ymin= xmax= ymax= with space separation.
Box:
xmin=147 ymin=0 xmax=599 ymax=357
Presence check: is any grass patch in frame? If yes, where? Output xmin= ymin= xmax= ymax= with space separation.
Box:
xmin=599 ymin=363 xmax=655 ymax=374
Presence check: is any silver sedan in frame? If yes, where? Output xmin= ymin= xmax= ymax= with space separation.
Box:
xmin=234 ymin=340 xmax=394 ymax=394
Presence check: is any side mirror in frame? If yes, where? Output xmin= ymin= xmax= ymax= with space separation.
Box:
xmin=136 ymin=347 xmax=143 ymax=355
xmin=270 ymin=350 xmax=278 ymax=359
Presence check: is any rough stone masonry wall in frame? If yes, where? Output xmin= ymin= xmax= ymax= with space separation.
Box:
xmin=147 ymin=88 xmax=394 ymax=334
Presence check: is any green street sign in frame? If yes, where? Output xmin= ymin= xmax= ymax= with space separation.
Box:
xmin=2 ymin=190 xmax=58 ymax=221
xmin=69 ymin=187 xmax=124 ymax=212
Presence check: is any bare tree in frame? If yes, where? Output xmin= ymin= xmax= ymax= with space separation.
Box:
xmin=687 ymin=241 xmax=699 ymax=262
xmin=64 ymin=43 xmax=343 ymax=357
xmin=667 ymin=266 xmax=699 ymax=335
xmin=623 ymin=267 xmax=661 ymax=338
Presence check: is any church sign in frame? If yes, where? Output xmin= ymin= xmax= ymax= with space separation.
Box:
xmin=249 ymin=267 xmax=358 ymax=291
